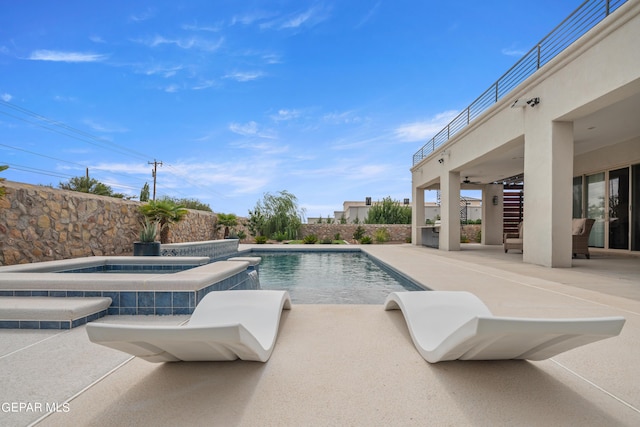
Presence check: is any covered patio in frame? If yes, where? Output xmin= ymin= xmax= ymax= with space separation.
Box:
xmin=411 ymin=0 xmax=640 ymax=267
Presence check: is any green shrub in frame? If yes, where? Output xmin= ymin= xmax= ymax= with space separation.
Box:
xmin=273 ymin=232 xmax=287 ymax=242
xmin=320 ymin=238 xmax=332 ymax=244
xmin=334 ymin=233 xmax=341 ymax=241
xmin=405 ymin=236 xmax=412 ymax=243
xmin=374 ymin=228 xmax=390 ymax=243
xmin=359 ymin=236 xmax=372 ymax=244
xmin=303 ymin=234 xmax=318 ymax=244
xmin=476 ymin=230 xmax=482 ymax=243
xmin=353 ymin=226 xmax=366 ymax=241
xmin=255 ymin=236 xmax=268 ymax=244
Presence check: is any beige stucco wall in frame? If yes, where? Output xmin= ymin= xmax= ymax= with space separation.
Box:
xmin=411 ymin=1 xmax=640 ymax=267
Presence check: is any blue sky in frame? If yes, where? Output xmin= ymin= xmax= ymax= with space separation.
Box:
xmin=0 ymin=0 xmax=580 ymax=219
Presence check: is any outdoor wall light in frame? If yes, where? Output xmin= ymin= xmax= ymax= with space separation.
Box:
xmin=526 ymin=97 xmax=540 ymax=107
xmin=511 ymin=97 xmax=540 ymax=108
xmin=492 ymin=195 xmax=499 ymax=205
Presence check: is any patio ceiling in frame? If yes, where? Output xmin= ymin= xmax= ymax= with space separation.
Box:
xmin=456 ymin=91 xmax=640 ymax=189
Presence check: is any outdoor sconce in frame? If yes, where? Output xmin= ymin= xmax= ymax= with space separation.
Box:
xmin=492 ymin=195 xmax=499 ymax=206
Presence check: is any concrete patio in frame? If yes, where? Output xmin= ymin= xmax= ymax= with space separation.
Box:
xmin=1 ymin=244 xmax=638 ymax=426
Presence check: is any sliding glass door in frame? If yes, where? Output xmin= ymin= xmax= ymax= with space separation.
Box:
xmin=608 ymin=168 xmax=629 ymax=250
xmin=586 ymin=173 xmax=605 ymax=248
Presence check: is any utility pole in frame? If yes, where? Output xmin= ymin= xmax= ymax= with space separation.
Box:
xmin=148 ymin=160 xmax=163 ymax=201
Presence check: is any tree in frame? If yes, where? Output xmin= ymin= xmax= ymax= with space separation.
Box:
xmin=248 ymin=190 xmax=305 ymax=239
xmin=139 ymin=200 xmax=189 ymax=243
xmin=140 ymin=183 xmax=150 ymax=202
xmin=216 ymin=213 xmax=238 ymax=239
xmin=157 ymin=195 xmax=211 ymax=212
xmin=59 ymin=176 xmax=113 ymax=196
xmin=365 ymin=197 xmax=412 ymax=224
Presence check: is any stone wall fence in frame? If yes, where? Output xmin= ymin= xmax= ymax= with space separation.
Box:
xmin=0 ymin=181 xmax=225 ymax=266
xmin=300 ymin=223 xmax=411 ymax=243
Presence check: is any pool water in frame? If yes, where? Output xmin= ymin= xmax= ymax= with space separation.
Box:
xmin=255 ymin=252 xmax=422 ymax=304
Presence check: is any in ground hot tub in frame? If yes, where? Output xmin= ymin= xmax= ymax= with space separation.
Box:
xmin=0 ymin=256 xmax=259 ymax=315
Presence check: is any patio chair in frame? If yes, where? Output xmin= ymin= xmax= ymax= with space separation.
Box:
xmin=504 ymin=222 xmax=523 ymax=253
xmin=86 ymin=290 xmax=291 ymax=363
xmin=384 ymin=291 xmax=625 ymax=363
xmin=573 ymin=218 xmax=596 ymax=259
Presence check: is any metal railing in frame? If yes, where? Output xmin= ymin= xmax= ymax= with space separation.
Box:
xmin=412 ymin=0 xmax=628 ymax=166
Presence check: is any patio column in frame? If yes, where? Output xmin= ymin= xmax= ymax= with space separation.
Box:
xmin=440 ymin=171 xmax=460 ymax=251
xmin=482 ymin=184 xmax=504 ymax=245
xmin=523 ymin=120 xmax=574 ymax=267
xmin=412 ymin=187 xmax=425 ymax=245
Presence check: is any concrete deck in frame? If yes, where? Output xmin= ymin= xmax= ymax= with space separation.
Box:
xmin=1 ymin=244 xmax=638 ymax=426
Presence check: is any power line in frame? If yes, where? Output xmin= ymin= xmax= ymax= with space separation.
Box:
xmin=0 ymin=100 xmax=233 ymax=206
xmin=0 ymin=100 xmax=149 ymax=160
xmin=0 ymin=142 xmax=149 ymax=189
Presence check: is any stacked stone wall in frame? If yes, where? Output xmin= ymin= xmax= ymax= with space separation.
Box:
xmin=300 ymin=224 xmax=411 ymax=242
xmin=0 ymin=181 xmax=219 ymax=266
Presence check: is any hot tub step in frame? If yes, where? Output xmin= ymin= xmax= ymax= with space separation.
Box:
xmin=0 ymin=297 xmax=112 ymax=329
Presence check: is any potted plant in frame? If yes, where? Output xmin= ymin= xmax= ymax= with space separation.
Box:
xmin=133 ymin=219 xmax=161 ymax=256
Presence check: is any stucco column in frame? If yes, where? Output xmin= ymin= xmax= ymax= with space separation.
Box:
xmin=523 ymin=120 xmax=574 ymax=267
xmin=412 ymin=186 xmax=425 ymax=245
xmin=482 ymin=184 xmax=504 ymax=245
xmin=440 ymin=171 xmax=460 ymax=251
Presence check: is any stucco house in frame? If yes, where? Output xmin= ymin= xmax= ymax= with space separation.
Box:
xmin=411 ymin=0 xmax=639 ymax=267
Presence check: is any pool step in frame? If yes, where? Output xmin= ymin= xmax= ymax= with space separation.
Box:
xmin=0 ymin=297 xmax=112 ymax=330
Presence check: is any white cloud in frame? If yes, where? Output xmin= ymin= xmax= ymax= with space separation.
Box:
xmin=502 ymin=47 xmax=526 ymax=57
xmin=83 ymin=119 xmax=129 ymax=133
xmin=192 ymin=79 xmax=217 ymax=90
xmin=90 ymin=35 xmax=106 ymax=43
xmin=323 ymin=110 xmax=364 ymax=125
xmin=355 ymin=1 xmax=381 ymax=29
xmin=260 ymin=5 xmax=330 ymax=30
xmin=271 ymin=109 xmax=301 ymax=122
xmin=230 ymin=11 xmax=275 ymax=26
xmin=182 ymin=22 xmax=223 ymax=32
xmin=129 ymin=8 xmax=155 ymax=23
xmin=223 ymin=71 xmax=264 ymax=82
xmin=141 ymin=35 xmax=224 ymax=52
xmin=229 ymin=121 xmax=277 ymax=139
xmin=394 ymin=110 xmax=459 ymax=142
xmin=28 ymin=50 xmax=108 ymax=62
xmin=164 ymin=84 xmax=180 ymax=93
xmin=280 ymin=10 xmax=315 ymax=29
xmin=142 ymin=64 xmax=184 ymax=78
xmin=1 ymin=93 xmax=12 ymax=102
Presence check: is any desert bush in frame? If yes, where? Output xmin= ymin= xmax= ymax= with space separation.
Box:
xmin=374 ymin=228 xmax=390 ymax=243
xmin=303 ymin=234 xmax=318 ymax=244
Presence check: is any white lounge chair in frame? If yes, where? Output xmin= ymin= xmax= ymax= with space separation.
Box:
xmin=86 ymin=290 xmax=291 ymax=363
xmin=384 ymin=291 xmax=625 ymax=363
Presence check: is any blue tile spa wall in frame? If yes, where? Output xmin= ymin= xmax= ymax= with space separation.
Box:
xmin=0 ymin=268 xmax=258 ymax=321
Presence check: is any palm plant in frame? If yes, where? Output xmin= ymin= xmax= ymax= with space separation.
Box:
xmin=139 ymin=200 xmax=189 ymax=243
xmin=216 ymin=213 xmax=238 ymax=239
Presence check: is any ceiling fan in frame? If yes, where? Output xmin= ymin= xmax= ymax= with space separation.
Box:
xmin=463 ymin=176 xmax=481 ymax=184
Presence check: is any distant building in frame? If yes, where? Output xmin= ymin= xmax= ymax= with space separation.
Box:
xmin=307 ymin=197 xmax=482 ymax=224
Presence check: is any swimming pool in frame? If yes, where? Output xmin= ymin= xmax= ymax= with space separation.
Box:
xmin=252 ymin=251 xmax=423 ymax=304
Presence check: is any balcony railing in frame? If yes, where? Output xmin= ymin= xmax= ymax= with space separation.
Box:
xmin=412 ymin=0 xmax=628 ymax=166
